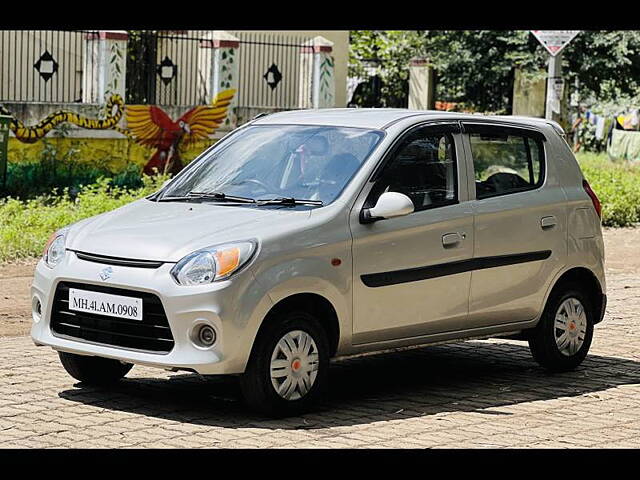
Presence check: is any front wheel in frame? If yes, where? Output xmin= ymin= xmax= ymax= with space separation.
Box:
xmin=58 ymin=352 xmax=133 ymax=385
xmin=239 ymin=311 xmax=329 ymax=417
xmin=528 ymin=282 xmax=594 ymax=372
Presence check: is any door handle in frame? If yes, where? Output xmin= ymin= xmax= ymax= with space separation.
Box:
xmin=540 ymin=216 xmax=557 ymax=229
xmin=442 ymin=232 xmax=463 ymax=247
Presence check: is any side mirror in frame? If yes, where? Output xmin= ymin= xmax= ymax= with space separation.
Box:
xmin=361 ymin=191 xmax=414 ymax=224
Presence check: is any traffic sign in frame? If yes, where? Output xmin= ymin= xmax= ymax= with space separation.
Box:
xmin=531 ymin=31 xmax=581 ymax=56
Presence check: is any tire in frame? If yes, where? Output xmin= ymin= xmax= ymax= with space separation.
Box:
xmin=528 ymin=282 xmax=594 ymax=372
xmin=58 ymin=351 xmax=133 ymax=385
xmin=239 ymin=310 xmax=330 ymax=417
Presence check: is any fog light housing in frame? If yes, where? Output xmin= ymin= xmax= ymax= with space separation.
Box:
xmin=196 ymin=325 xmax=216 ymax=347
xmin=32 ymin=297 xmax=42 ymax=323
xmin=199 ymin=325 xmax=216 ymax=345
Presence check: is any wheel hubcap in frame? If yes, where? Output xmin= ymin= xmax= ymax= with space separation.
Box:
xmin=270 ymin=330 xmax=319 ymax=400
xmin=554 ymin=297 xmax=587 ymax=357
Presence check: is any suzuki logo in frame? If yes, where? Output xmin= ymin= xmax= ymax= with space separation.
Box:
xmin=99 ymin=267 xmax=113 ymax=281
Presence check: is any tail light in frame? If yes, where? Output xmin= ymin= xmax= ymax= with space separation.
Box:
xmin=582 ymin=179 xmax=602 ymax=219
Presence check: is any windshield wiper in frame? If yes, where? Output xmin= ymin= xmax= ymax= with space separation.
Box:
xmin=256 ymin=197 xmax=324 ymax=207
xmin=158 ymin=191 xmax=256 ymax=203
xmin=188 ymin=191 xmax=257 ymax=203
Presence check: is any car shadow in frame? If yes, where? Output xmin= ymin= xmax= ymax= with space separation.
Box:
xmin=58 ymin=340 xmax=640 ymax=430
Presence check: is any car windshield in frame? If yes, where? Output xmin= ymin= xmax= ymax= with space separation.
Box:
xmin=161 ymin=124 xmax=384 ymax=205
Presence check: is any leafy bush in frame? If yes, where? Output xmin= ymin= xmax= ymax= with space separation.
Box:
xmin=0 ymin=174 xmax=169 ymax=262
xmin=2 ymin=160 xmax=145 ymax=199
xmin=577 ymin=152 xmax=640 ymax=227
xmin=576 ymin=120 xmax=605 ymax=153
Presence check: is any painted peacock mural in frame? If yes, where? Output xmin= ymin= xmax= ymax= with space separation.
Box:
xmin=123 ymin=89 xmax=235 ymax=175
xmin=0 ymin=89 xmax=236 ymax=175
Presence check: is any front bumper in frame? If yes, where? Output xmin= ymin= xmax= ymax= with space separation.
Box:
xmin=596 ymin=293 xmax=607 ymax=324
xmin=30 ymin=251 xmax=271 ymax=375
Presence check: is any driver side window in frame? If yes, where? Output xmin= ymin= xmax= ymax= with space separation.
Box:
xmin=369 ymin=128 xmax=458 ymax=212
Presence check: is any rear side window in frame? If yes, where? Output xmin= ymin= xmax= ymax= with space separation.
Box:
xmin=468 ymin=127 xmax=545 ymax=200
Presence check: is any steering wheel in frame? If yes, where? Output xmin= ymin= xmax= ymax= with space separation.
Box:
xmin=234 ymin=178 xmax=276 ymax=193
xmin=485 ymin=172 xmax=529 ymax=191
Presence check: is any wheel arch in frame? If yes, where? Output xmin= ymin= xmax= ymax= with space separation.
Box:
xmin=546 ymin=266 xmax=605 ymax=324
xmin=252 ymin=293 xmax=341 ymax=358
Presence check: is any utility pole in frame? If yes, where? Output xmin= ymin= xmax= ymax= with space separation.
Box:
xmin=545 ymin=52 xmax=563 ymax=121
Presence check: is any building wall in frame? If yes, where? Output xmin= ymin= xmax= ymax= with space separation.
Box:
xmin=8 ymin=136 xmax=216 ymax=172
xmin=2 ymin=100 xmax=226 ymax=171
xmin=512 ymin=69 xmax=546 ymax=118
xmin=1 ymin=30 xmax=349 ymax=174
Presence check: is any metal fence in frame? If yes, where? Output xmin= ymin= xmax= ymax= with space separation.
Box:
xmin=126 ymin=30 xmax=310 ymax=114
xmin=0 ymin=30 xmax=314 ymax=117
xmin=0 ymin=30 xmax=98 ymax=103
xmin=232 ymin=32 xmax=308 ymax=123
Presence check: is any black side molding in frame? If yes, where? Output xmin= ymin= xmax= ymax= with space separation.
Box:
xmin=361 ymin=250 xmax=552 ymax=288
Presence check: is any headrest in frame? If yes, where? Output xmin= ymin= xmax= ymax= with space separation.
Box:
xmin=288 ymin=135 xmax=330 ymax=156
xmin=324 ymin=153 xmax=360 ymax=175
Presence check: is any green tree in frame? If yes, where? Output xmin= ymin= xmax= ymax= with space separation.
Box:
xmin=349 ymin=30 xmax=640 ymax=113
xmin=349 ymin=30 xmax=425 ymax=107
xmin=423 ymin=30 xmax=547 ymax=113
xmin=564 ymin=30 xmax=640 ymax=102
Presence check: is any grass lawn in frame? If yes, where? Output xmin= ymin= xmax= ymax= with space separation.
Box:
xmin=576 ymin=152 xmax=640 ymax=227
xmin=0 ymin=175 xmax=168 ymax=262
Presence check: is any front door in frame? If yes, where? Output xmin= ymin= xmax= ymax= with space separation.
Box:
xmin=350 ymin=124 xmax=474 ymax=345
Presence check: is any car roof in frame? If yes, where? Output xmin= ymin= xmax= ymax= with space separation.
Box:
xmin=252 ymin=108 xmax=563 ymax=133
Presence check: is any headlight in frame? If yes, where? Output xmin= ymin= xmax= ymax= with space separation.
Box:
xmin=170 ymin=241 xmax=256 ymax=286
xmin=43 ymin=228 xmax=69 ymax=268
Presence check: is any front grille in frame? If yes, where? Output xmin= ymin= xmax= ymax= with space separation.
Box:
xmin=72 ymin=250 xmax=164 ymax=269
xmin=50 ymin=282 xmax=174 ymax=354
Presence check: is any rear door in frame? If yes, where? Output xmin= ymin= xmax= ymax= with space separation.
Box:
xmin=462 ymin=122 xmax=567 ymax=328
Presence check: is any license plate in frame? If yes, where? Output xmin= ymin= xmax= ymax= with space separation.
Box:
xmin=68 ymin=288 xmax=143 ymax=321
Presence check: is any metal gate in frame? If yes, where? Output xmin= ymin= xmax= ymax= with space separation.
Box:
xmin=125 ymin=31 xmax=158 ymax=105
xmin=125 ymin=30 xmax=211 ymax=106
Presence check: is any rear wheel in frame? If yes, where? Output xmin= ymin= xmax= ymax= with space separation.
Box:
xmin=58 ymin=352 xmax=133 ymax=385
xmin=239 ymin=311 xmax=329 ymax=417
xmin=528 ymin=282 xmax=594 ymax=372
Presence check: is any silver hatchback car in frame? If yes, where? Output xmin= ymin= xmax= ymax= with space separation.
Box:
xmin=31 ymin=109 xmax=606 ymax=416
